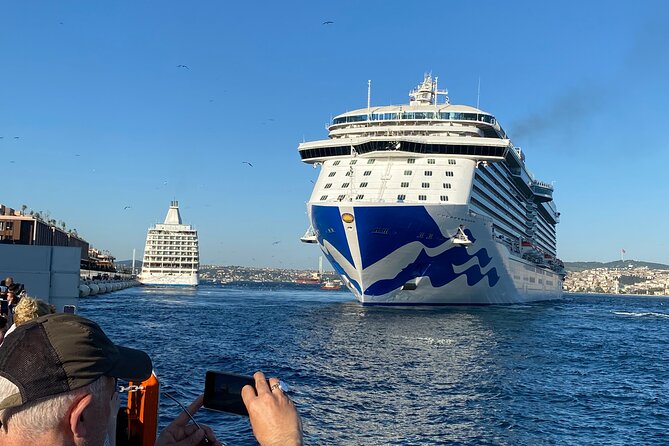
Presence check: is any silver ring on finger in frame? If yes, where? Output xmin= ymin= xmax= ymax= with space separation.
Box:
xmin=270 ymin=380 xmax=289 ymax=392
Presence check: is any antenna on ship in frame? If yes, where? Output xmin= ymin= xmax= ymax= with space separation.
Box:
xmin=477 ymin=76 xmax=481 ymax=109
xmin=367 ymin=79 xmax=371 ymax=119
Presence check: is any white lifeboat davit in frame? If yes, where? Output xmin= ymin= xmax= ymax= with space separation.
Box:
xmin=452 ymin=225 xmax=472 ymax=246
xmin=300 ymin=225 xmax=318 ymax=243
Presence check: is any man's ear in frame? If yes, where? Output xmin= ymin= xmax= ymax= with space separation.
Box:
xmin=68 ymin=393 xmax=94 ymax=439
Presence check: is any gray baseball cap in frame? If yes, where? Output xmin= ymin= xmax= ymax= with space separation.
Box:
xmin=0 ymin=313 xmax=152 ymax=410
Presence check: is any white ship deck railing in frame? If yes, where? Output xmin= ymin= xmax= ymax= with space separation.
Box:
xmin=330 ymin=111 xmax=497 ymax=126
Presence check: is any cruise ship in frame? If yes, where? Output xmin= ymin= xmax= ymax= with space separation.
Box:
xmin=299 ymin=75 xmax=564 ymax=305
xmin=138 ymin=201 xmax=199 ymax=286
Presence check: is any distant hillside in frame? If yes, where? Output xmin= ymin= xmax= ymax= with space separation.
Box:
xmin=116 ymin=259 xmax=142 ymax=268
xmin=564 ymin=260 xmax=669 ymax=273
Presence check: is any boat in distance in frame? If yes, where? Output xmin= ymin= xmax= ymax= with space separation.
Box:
xmin=299 ymin=74 xmax=564 ymax=305
xmin=138 ymin=201 xmax=199 ymax=287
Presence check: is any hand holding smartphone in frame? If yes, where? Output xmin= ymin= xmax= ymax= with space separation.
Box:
xmin=203 ymin=371 xmax=256 ymax=416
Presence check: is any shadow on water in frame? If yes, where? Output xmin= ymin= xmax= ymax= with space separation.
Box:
xmin=78 ymin=287 xmax=669 ymax=445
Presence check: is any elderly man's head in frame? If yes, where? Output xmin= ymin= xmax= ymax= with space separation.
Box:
xmin=0 ymin=313 xmax=152 ymax=446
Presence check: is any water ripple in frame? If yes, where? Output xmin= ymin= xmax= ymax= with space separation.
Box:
xmin=78 ymin=287 xmax=669 ymax=445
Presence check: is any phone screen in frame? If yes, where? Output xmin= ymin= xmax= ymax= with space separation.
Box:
xmin=0 ymin=299 xmax=8 ymax=315
xmin=203 ymin=371 xmax=256 ymax=416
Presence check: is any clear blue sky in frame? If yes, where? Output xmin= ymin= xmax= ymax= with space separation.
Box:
xmin=2 ymin=1 xmax=668 ymax=268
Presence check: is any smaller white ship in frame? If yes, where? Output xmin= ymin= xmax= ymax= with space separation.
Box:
xmin=138 ymin=201 xmax=199 ymax=286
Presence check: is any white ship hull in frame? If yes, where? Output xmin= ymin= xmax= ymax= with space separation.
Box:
xmin=310 ymin=203 xmax=562 ymax=305
xmin=137 ymin=272 xmax=198 ymax=287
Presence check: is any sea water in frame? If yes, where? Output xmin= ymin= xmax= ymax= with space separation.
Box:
xmin=78 ymin=285 xmax=669 ymax=445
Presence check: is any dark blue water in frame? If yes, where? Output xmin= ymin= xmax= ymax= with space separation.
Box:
xmin=78 ymin=286 xmax=669 ymax=445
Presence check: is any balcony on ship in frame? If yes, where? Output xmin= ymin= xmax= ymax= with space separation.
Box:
xmin=531 ymin=180 xmax=554 ymax=202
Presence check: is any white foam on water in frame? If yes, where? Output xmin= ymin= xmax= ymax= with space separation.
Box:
xmin=612 ymin=311 xmax=669 ymax=319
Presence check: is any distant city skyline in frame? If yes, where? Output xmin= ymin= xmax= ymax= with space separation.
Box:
xmin=3 ymin=1 xmax=668 ymax=268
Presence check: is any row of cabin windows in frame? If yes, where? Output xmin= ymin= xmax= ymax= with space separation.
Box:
xmin=332 ymin=158 xmax=457 ymax=166
xmin=324 ymin=182 xmax=452 ymax=189
xmin=329 ymin=170 xmax=454 ymax=177
xmin=321 ymin=194 xmax=449 ymax=201
xmin=332 ymin=159 xmax=375 ymax=166
xmin=404 ymin=170 xmax=453 ymax=176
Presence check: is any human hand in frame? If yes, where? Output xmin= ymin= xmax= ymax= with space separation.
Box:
xmin=241 ymin=371 xmax=303 ymax=446
xmin=155 ymin=394 xmax=222 ymax=446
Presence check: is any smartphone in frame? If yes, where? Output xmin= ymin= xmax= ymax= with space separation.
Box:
xmin=203 ymin=371 xmax=256 ymax=416
xmin=0 ymin=299 xmax=7 ymax=315
xmin=63 ymin=305 xmax=76 ymax=314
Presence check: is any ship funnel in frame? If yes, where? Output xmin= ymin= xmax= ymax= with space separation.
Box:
xmin=164 ymin=201 xmax=183 ymax=225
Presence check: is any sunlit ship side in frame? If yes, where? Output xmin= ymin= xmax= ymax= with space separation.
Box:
xmin=138 ymin=201 xmax=199 ymax=287
xmin=299 ymin=75 xmax=564 ymax=305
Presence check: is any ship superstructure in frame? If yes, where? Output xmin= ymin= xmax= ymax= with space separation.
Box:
xmin=299 ymin=75 xmax=563 ymax=305
xmin=138 ymin=201 xmax=199 ymax=286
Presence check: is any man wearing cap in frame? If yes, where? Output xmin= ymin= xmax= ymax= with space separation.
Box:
xmin=0 ymin=313 xmax=302 ymax=446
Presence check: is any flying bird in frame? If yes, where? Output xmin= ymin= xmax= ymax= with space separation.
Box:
xmin=242 ymin=161 xmax=254 ymax=167
xmin=123 ymin=206 xmax=131 ymax=210
xmin=272 ymin=241 xmax=281 ymax=245
xmin=176 ymin=64 xmax=189 ymax=69
xmin=13 ymin=136 xmax=20 ymax=139
xmin=322 ymin=21 xmax=334 ymax=25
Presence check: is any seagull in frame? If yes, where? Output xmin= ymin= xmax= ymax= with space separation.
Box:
xmin=322 ymin=21 xmax=334 ymax=25
xmin=242 ymin=161 xmax=253 ymax=167
xmin=176 ymin=64 xmax=189 ymax=69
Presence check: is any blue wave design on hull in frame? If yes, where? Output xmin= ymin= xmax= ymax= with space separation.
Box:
xmin=354 ymin=206 xmax=448 ymax=268
xmin=366 ymin=246 xmax=500 ymax=296
xmin=311 ymin=205 xmax=355 ymax=267
xmin=310 ymin=204 xmax=499 ymax=299
xmin=320 ymin=250 xmax=362 ymax=294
